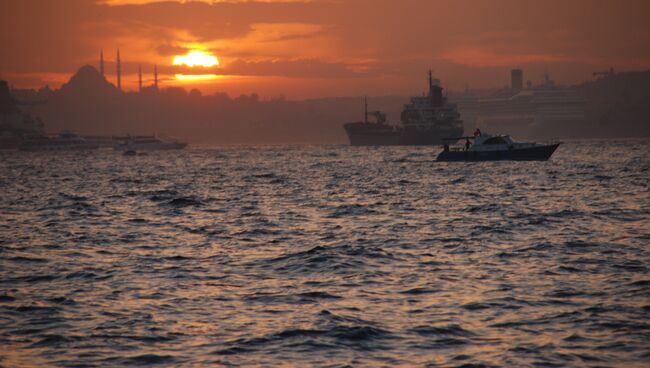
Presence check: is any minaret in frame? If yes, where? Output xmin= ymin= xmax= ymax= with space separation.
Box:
xmin=116 ymin=48 xmax=121 ymax=91
xmin=138 ymin=65 xmax=142 ymax=92
xmin=154 ymin=64 xmax=158 ymax=89
xmin=100 ymin=50 xmax=104 ymax=76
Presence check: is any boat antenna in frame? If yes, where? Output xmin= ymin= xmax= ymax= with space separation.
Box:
xmin=364 ymin=96 xmax=368 ymax=123
xmin=428 ymin=69 xmax=433 ymax=97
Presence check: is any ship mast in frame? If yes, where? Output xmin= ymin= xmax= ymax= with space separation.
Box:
xmin=428 ymin=69 xmax=433 ymax=97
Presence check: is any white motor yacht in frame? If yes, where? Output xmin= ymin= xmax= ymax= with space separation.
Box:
xmin=437 ymin=131 xmax=560 ymax=161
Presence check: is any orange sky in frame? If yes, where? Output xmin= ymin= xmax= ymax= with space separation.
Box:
xmin=1 ymin=0 xmax=649 ymax=99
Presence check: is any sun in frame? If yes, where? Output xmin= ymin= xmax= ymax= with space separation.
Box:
xmin=173 ymin=49 xmax=220 ymax=81
xmin=174 ymin=74 xmax=220 ymax=81
xmin=173 ymin=50 xmax=219 ymax=68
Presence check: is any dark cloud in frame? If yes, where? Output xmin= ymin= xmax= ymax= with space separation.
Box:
xmin=219 ymin=58 xmax=366 ymax=78
xmin=156 ymin=43 xmax=190 ymax=57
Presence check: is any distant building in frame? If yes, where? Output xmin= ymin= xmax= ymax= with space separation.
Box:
xmin=0 ymin=80 xmax=45 ymax=149
xmin=511 ymin=69 xmax=523 ymax=92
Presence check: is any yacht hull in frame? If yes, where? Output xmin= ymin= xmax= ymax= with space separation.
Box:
xmin=436 ymin=143 xmax=560 ymax=161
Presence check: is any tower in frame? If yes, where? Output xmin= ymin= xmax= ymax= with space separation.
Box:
xmin=138 ymin=65 xmax=142 ymax=92
xmin=116 ymin=48 xmax=121 ymax=91
xmin=511 ymin=68 xmax=523 ymax=91
xmin=100 ymin=50 xmax=104 ymax=76
xmin=428 ymin=69 xmax=443 ymax=106
xmin=154 ymin=64 xmax=158 ymax=89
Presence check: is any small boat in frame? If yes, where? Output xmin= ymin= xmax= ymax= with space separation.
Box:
xmin=123 ymin=149 xmax=136 ymax=156
xmin=436 ymin=133 xmax=560 ymax=161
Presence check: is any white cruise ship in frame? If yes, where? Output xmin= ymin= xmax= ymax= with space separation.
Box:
xmin=476 ymin=70 xmax=586 ymax=138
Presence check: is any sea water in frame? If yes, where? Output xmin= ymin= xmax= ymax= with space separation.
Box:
xmin=1 ymin=140 xmax=649 ymax=366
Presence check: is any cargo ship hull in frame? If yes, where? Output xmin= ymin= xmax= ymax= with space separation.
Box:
xmin=344 ymin=124 xmax=463 ymax=146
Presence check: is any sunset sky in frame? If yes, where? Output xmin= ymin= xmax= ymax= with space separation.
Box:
xmin=1 ymin=0 xmax=649 ymax=98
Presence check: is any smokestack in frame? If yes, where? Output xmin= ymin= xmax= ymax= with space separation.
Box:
xmin=116 ymin=48 xmax=121 ymax=91
xmin=138 ymin=65 xmax=142 ymax=92
xmin=511 ymin=68 xmax=523 ymax=91
xmin=100 ymin=50 xmax=104 ymax=76
xmin=154 ymin=64 xmax=158 ymax=89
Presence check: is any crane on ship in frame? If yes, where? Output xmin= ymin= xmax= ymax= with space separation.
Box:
xmin=362 ymin=96 xmax=387 ymax=124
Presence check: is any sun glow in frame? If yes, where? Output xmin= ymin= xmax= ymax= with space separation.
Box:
xmin=173 ymin=50 xmax=219 ymax=68
xmin=174 ymin=74 xmax=219 ymax=81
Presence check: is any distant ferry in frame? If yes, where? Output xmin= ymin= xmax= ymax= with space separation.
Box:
xmin=344 ymin=71 xmax=463 ymax=146
xmin=19 ymin=131 xmax=99 ymax=151
xmin=114 ymin=135 xmax=187 ymax=151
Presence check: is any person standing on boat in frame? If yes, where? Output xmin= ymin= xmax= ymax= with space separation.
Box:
xmin=465 ymin=138 xmax=471 ymax=151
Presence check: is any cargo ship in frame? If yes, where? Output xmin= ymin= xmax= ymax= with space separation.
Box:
xmin=344 ymin=71 xmax=463 ymax=146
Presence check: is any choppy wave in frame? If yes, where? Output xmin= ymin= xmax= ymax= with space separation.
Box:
xmin=1 ymin=140 xmax=649 ymax=366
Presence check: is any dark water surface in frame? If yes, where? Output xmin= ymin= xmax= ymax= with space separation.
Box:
xmin=1 ymin=141 xmax=649 ymax=367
